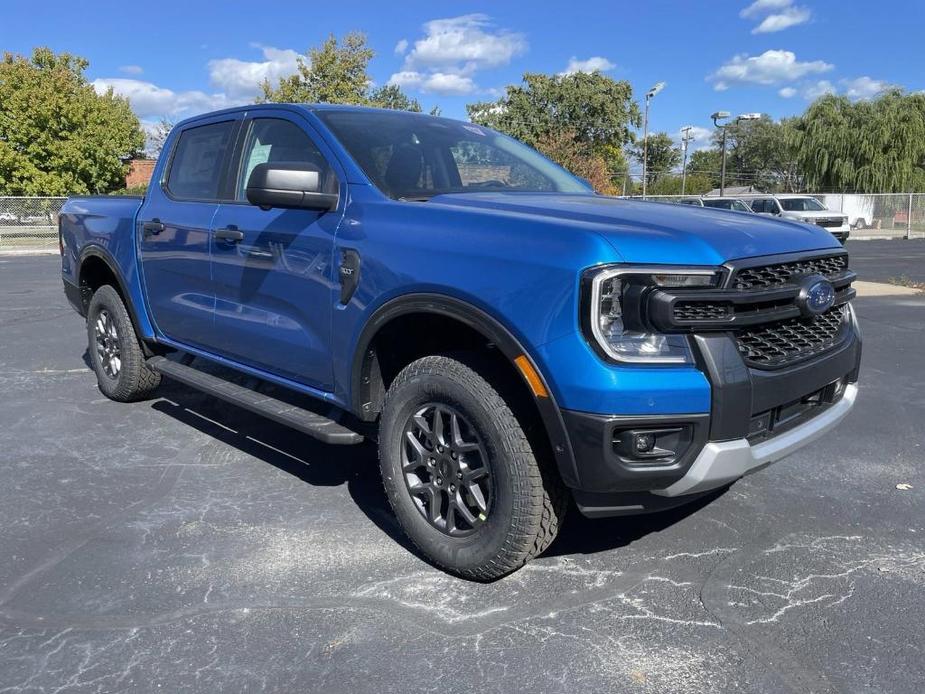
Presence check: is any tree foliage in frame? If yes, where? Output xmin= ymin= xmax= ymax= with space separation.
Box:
xmin=710 ymin=116 xmax=801 ymax=192
xmin=533 ymin=129 xmax=619 ymax=195
xmin=147 ymin=117 xmax=175 ymax=158
xmin=796 ymin=91 xmax=925 ymax=192
xmin=259 ymin=32 xmax=425 ymax=113
xmin=467 ymin=71 xmax=640 ymax=180
xmin=630 ymin=132 xmax=681 ymax=184
xmin=0 ymin=47 xmax=144 ymax=195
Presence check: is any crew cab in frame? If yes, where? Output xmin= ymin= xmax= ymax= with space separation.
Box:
xmin=60 ymin=105 xmax=861 ymax=580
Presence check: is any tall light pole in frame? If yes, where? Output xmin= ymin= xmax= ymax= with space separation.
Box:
xmin=642 ymin=81 xmax=665 ymax=198
xmin=680 ymin=125 xmax=693 ymax=196
xmin=711 ymin=111 xmax=731 ymax=196
xmin=711 ymin=112 xmax=761 ymax=195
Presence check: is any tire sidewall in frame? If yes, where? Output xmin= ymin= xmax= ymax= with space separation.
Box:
xmin=380 ymin=367 xmax=528 ymax=573
xmin=87 ymin=286 xmax=138 ymax=400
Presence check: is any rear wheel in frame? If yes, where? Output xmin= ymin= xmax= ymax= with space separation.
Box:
xmin=87 ymin=285 xmax=161 ymax=402
xmin=379 ymin=355 xmax=565 ymax=580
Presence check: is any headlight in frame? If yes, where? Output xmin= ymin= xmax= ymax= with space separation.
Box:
xmin=586 ymin=266 xmax=721 ymax=364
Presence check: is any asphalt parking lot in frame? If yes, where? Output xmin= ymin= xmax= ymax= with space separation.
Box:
xmin=1 ymin=248 xmax=923 ymax=693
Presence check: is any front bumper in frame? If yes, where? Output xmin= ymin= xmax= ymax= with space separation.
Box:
xmin=653 ymin=382 xmax=856 ymax=497
xmin=562 ymin=310 xmax=861 ymax=516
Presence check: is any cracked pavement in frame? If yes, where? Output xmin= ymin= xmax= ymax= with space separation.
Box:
xmin=0 ymin=249 xmax=923 ymax=693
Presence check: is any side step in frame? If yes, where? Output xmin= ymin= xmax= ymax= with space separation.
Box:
xmin=147 ymin=356 xmax=363 ymax=445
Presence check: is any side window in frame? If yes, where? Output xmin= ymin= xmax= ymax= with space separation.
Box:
xmin=236 ymin=118 xmax=336 ymax=200
xmin=751 ymin=199 xmax=767 ymax=213
xmin=165 ymin=121 xmax=236 ymax=201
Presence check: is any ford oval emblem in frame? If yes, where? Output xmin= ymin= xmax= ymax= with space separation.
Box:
xmin=798 ymin=275 xmax=836 ymax=317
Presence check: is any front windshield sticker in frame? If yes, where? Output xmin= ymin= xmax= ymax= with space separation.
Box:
xmin=462 ymin=125 xmax=487 ymax=137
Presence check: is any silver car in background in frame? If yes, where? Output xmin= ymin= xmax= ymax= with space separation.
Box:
xmin=738 ymin=194 xmax=850 ymax=244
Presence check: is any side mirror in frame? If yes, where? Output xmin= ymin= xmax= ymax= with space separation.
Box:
xmin=246 ymin=162 xmax=338 ymax=211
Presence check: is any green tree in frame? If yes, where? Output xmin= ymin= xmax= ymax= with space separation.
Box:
xmin=259 ymin=32 xmax=423 ymax=112
xmin=630 ymin=132 xmax=681 ymax=184
xmin=368 ymin=84 xmax=421 ymax=112
xmin=713 ymin=116 xmax=801 ymax=191
xmin=0 ymin=47 xmax=144 ymax=195
xmin=467 ymin=71 xmax=640 ymax=177
xmin=533 ymin=129 xmax=619 ymax=195
xmin=796 ymin=90 xmax=925 ymax=192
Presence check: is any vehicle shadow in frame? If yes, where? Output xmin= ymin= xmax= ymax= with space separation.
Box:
xmin=144 ymin=373 xmax=724 ymax=566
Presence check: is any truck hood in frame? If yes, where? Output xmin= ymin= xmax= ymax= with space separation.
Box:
xmin=428 ymin=192 xmax=841 ymax=265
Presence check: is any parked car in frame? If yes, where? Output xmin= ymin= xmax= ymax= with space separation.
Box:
xmin=678 ymin=197 xmax=754 ymax=212
xmin=59 ymin=105 xmax=860 ymax=580
xmin=740 ymin=194 xmax=850 ymax=243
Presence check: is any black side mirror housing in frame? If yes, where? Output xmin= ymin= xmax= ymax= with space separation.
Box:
xmin=245 ymin=162 xmax=339 ymax=211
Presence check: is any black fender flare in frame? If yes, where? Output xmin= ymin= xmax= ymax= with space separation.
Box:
xmin=77 ymin=245 xmax=149 ymax=349
xmin=350 ymin=293 xmax=580 ymax=487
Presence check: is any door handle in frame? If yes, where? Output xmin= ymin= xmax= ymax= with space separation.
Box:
xmin=214 ymin=228 xmax=244 ymax=243
xmin=142 ymin=220 xmax=165 ymax=237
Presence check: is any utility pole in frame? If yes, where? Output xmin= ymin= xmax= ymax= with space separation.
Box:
xmin=711 ymin=112 xmax=760 ymax=196
xmin=680 ymin=125 xmax=693 ymax=196
xmin=642 ymin=82 xmax=665 ymax=199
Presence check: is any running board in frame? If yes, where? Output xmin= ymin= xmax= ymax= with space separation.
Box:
xmin=147 ymin=356 xmax=363 ymax=445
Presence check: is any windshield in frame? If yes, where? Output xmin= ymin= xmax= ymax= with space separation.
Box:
xmin=316 ymin=110 xmax=591 ymax=200
xmin=703 ymin=199 xmax=752 ymax=212
xmin=779 ymin=197 xmax=826 ymax=211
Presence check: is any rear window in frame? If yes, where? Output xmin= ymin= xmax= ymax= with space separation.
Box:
xmin=165 ymin=121 xmax=236 ymax=200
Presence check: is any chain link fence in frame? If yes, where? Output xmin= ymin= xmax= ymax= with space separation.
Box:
xmin=0 ymin=193 xmax=923 ymax=252
xmin=0 ymin=197 xmax=66 ymax=252
xmin=630 ymin=192 xmax=925 ymax=239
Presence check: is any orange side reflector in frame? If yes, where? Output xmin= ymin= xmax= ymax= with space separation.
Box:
xmin=514 ymin=355 xmax=549 ymax=399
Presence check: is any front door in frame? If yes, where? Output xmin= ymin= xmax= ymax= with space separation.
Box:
xmin=207 ymin=114 xmax=344 ymax=390
xmin=138 ymin=116 xmax=239 ymax=348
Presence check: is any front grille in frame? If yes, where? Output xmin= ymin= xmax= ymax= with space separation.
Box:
xmin=734 ymin=305 xmax=848 ymax=368
xmin=673 ymin=301 xmax=731 ymax=322
xmin=733 ymin=254 xmax=847 ymax=290
xmin=816 ymin=218 xmax=844 ymax=228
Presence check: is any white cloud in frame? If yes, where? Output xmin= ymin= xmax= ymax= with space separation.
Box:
xmin=394 ymin=39 xmax=409 ymax=55
xmin=389 ymin=14 xmax=526 ymax=95
xmin=387 ymin=70 xmax=476 ymax=95
xmin=403 ymin=14 xmax=526 ymax=70
xmin=740 ymin=0 xmax=810 ymax=33
xmin=119 ymin=65 xmax=143 ymax=75
xmin=207 ymin=44 xmax=300 ymax=99
xmin=92 ymin=78 xmax=230 ymax=119
xmin=740 ymin=0 xmax=791 ymax=19
xmin=842 ymin=76 xmax=892 ymax=100
xmin=559 ymin=56 xmax=616 ymax=76
xmin=708 ymin=50 xmax=833 ymax=91
xmin=753 ymin=6 xmax=811 ymax=33
xmin=778 ymin=86 xmax=797 ymax=98
xmin=802 ymin=79 xmax=836 ymax=100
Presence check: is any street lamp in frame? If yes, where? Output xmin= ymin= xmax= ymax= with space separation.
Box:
xmin=711 ymin=111 xmax=760 ymax=196
xmin=642 ymin=81 xmax=666 ymax=198
xmin=680 ymin=125 xmax=693 ymax=196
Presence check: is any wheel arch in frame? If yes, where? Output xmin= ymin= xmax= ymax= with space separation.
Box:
xmin=77 ymin=246 xmax=150 ymax=352
xmin=351 ymin=293 xmax=580 ymax=487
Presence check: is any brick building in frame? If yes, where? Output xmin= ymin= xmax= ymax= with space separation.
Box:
xmin=125 ymin=159 xmax=157 ymax=189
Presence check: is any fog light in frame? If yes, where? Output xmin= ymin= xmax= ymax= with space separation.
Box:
xmin=634 ymin=433 xmax=655 ymax=453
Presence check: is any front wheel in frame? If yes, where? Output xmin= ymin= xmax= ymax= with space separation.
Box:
xmin=379 ymin=355 xmax=565 ymax=581
xmin=86 ymin=285 xmax=161 ymax=402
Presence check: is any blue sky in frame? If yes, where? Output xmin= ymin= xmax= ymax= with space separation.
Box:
xmin=5 ymin=0 xmax=923 ymax=153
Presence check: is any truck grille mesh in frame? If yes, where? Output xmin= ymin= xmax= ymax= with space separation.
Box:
xmin=734 ymin=305 xmax=848 ymax=367
xmin=733 ymin=255 xmax=847 ymax=290
xmin=673 ymin=301 xmax=731 ymax=322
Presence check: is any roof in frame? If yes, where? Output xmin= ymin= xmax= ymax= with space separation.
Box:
xmin=706 ymin=185 xmax=762 ymax=196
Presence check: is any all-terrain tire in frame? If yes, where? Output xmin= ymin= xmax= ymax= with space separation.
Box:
xmin=86 ymin=285 xmax=161 ymax=402
xmin=379 ymin=355 xmax=566 ymax=581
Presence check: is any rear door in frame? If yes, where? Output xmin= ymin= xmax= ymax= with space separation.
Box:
xmin=138 ymin=114 xmax=241 ymax=348
xmin=205 ymin=111 xmax=345 ymax=390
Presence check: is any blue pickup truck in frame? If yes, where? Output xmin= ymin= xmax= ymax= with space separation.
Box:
xmin=60 ymin=104 xmax=860 ymax=580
